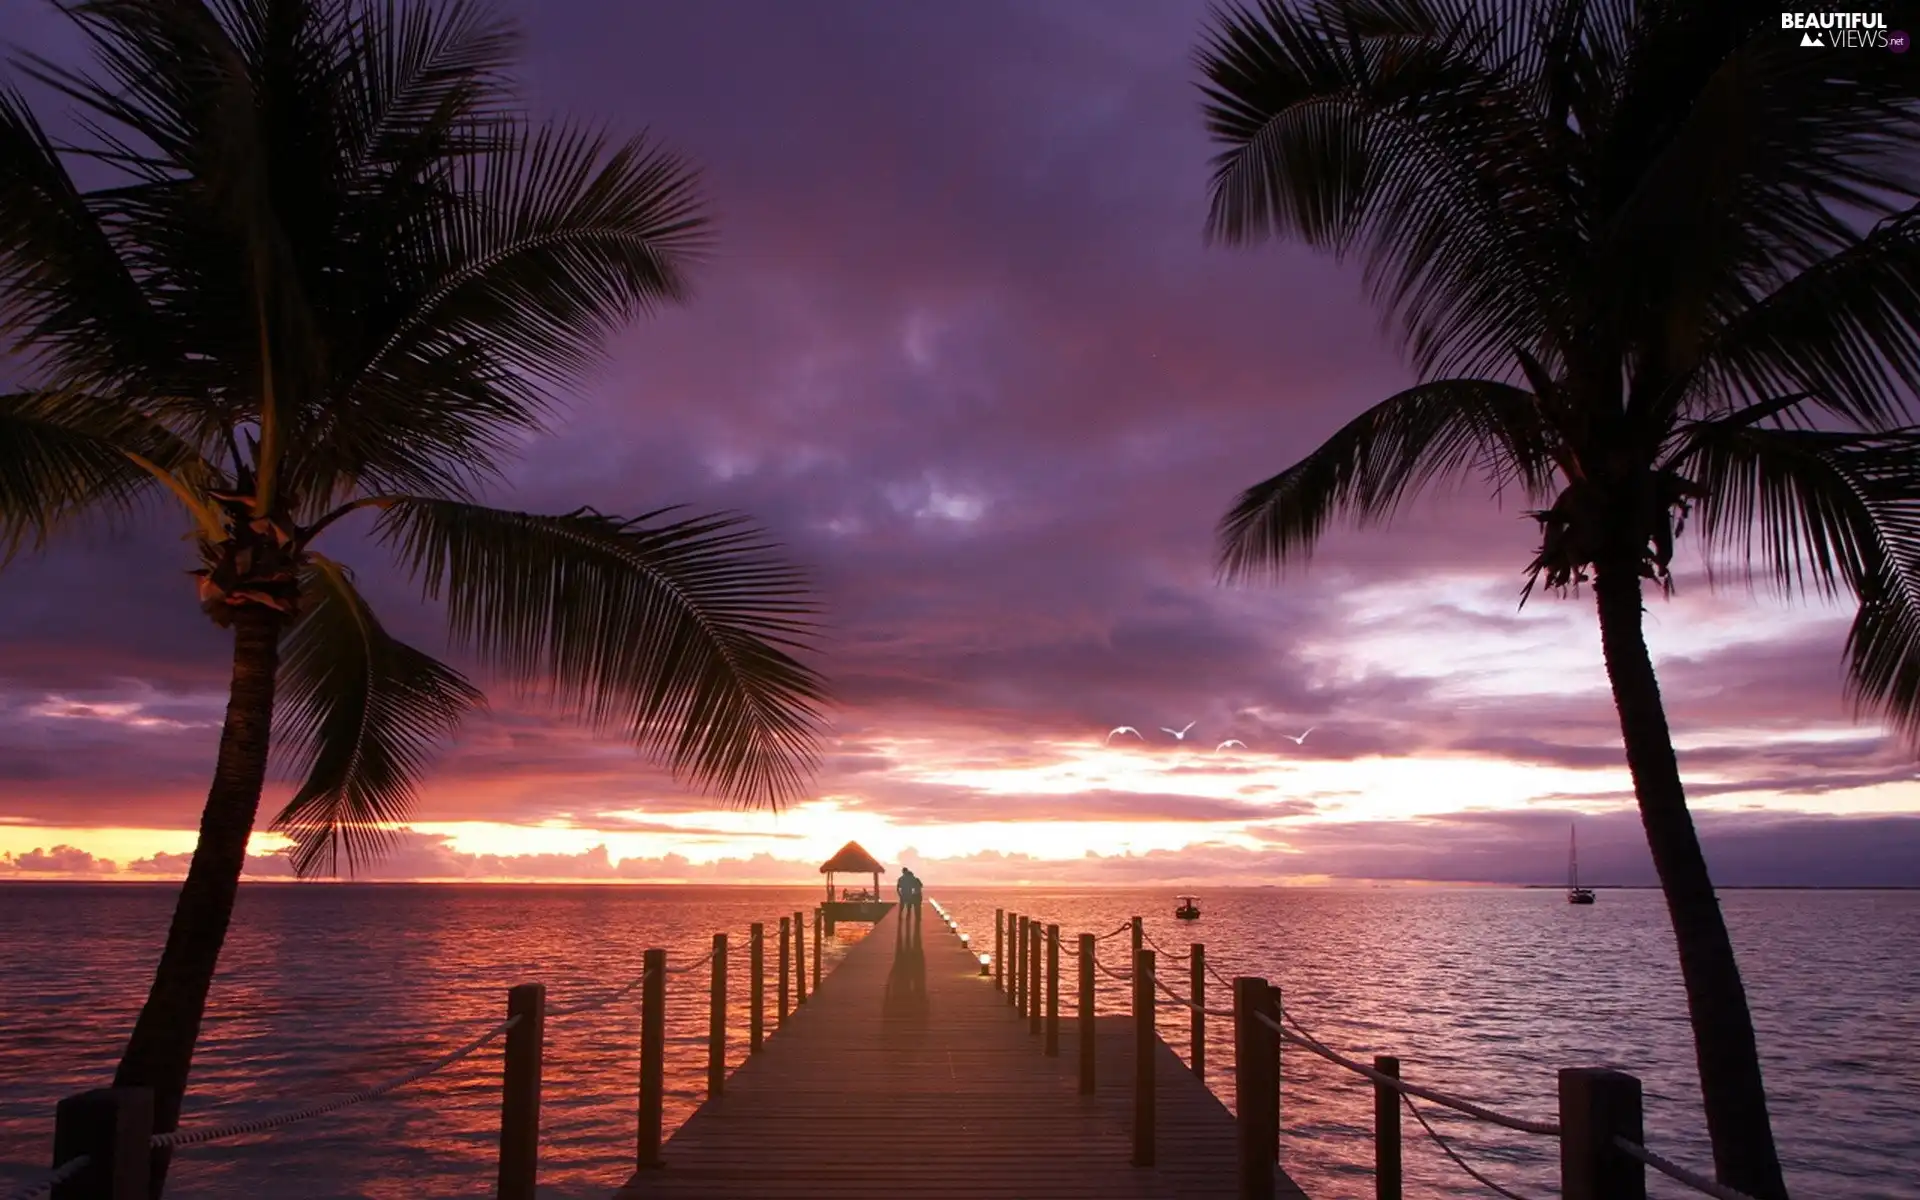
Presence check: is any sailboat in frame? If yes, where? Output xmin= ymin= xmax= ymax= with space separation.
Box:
xmin=1567 ymin=825 xmax=1596 ymax=904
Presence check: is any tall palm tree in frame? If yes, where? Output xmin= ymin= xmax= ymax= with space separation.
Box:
xmin=0 ymin=1 xmax=827 ymax=1192
xmin=1193 ymin=1 xmax=1920 ymax=1194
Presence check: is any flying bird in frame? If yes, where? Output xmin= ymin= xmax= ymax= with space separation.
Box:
xmin=1282 ymin=727 xmax=1315 ymax=745
xmin=1160 ymin=721 xmax=1197 ymax=741
xmin=1107 ymin=726 xmax=1143 ymax=743
xmin=1215 ymin=739 xmax=1246 ymax=751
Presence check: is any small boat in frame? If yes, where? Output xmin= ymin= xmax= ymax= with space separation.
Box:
xmin=1174 ymin=895 xmax=1201 ymax=920
xmin=1567 ymin=825 xmax=1596 ymax=905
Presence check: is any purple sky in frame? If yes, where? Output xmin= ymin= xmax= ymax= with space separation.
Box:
xmin=1 ymin=0 xmax=1916 ymax=886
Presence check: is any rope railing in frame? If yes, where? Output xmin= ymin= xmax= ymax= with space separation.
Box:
xmin=1251 ymin=1009 xmax=1560 ymax=1136
xmin=1019 ymin=913 xmax=1714 ymax=1200
xmin=1400 ymin=1091 xmax=1539 ymax=1200
xmin=4 ymin=1152 xmax=89 ymax=1200
xmin=155 ymin=1013 xmax=521 ymax=1149
xmin=546 ymin=963 xmax=659 ymax=1017
xmin=22 ymin=905 xmax=837 ymax=1200
xmin=1612 ymin=1135 xmax=1762 ymax=1200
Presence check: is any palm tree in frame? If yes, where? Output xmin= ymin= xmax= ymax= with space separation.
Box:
xmin=1192 ymin=1 xmax=1920 ymax=1195
xmin=0 ymin=1 xmax=826 ymax=1192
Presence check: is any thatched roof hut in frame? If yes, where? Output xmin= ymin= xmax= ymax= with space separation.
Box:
xmin=819 ymin=841 xmax=885 ymax=875
xmin=818 ymin=840 xmax=886 ymax=906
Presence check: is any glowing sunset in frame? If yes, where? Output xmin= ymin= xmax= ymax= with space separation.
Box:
xmin=0 ymin=0 xmax=1913 ymax=888
xmin=1 ymin=2 xmax=1916 ymax=1198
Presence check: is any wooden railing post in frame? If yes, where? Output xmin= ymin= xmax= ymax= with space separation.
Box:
xmin=1045 ymin=923 xmax=1060 ymax=1056
xmin=1559 ymin=1068 xmax=1645 ymax=1200
xmin=1077 ymin=933 xmax=1096 ymax=1095
xmin=707 ymin=932 xmax=728 ymax=1099
xmin=793 ymin=910 xmax=806 ymax=1005
xmin=1029 ymin=925 xmax=1043 ymax=1037
xmin=636 ymin=948 xmax=666 ymax=1170
xmin=1270 ymin=984 xmax=1283 ymax=1163
xmin=1016 ymin=916 xmax=1029 ymax=1016
xmin=1013 ymin=917 xmax=1029 ymax=1013
xmin=1007 ymin=914 xmax=1016 ymax=1003
xmin=777 ymin=917 xmax=790 ymax=1024
xmin=1374 ymin=1055 xmax=1401 ymax=1200
xmin=749 ymin=922 xmax=765 ymax=1054
xmin=995 ymin=908 xmax=1005 ymax=991
xmin=497 ymin=982 xmax=545 ymax=1200
xmin=812 ymin=908 xmax=823 ymax=991
xmin=1130 ymin=915 xmax=1143 ymax=960
xmin=1132 ymin=947 xmax=1155 ymax=1167
xmin=1191 ymin=942 xmax=1206 ymax=1080
xmin=1235 ymin=976 xmax=1278 ymax=1199
xmin=50 ymin=1087 xmax=151 ymax=1200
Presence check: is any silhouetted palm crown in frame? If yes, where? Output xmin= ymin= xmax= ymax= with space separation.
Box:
xmin=1202 ymin=0 xmax=1920 ymax=738
xmin=0 ymin=0 xmax=829 ymax=874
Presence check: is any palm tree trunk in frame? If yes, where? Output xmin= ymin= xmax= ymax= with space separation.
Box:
xmin=112 ymin=606 xmax=282 ymax=1198
xmin=1591 ymin=564 xmax=1787 ymax=1199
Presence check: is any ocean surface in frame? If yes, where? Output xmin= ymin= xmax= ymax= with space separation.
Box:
xmin=0 ymin=884 xmax=1913 ymax=1199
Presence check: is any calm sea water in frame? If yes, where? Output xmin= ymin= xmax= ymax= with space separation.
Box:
xmin=0 ymin=885 xmax=1913 ymax=1199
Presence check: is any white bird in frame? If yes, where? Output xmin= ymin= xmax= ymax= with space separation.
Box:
xmin=1107 ymin=726 xmax=1143 ymax=743
xmin=1282 ymin=727 xmax=1315 ymax=745
xmin=1215 ymin=739 xmax=1246 ymax=751
xmin=1160 ymin=721 xmax=1197 ymax=741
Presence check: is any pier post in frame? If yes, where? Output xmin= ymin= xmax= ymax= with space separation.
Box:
xmin=496 ymin=983 xmax=545 ymax=1200
xmin=1191 ymin=943 xmax=1206 ymax=1080
xmin=1234 ymin=976 xmax=1278 ymax=1199
xmin=1029 ymin=925 xmax=1043 ymax=1036
xmin=50 ymin=1087 xmax=151 ymax=1200
xmin=1008 ymin=914 xmax=1017 ymax=1008
xmin=793 ymin=910 xmax=806 ymax=1005
xmin=778 ymin=917 xmax=791 ymax=1024
xmin=1374 ymin=1055 xmax=1401 ymax=1200
xmin=1131 ymin=915 xmax=1142 ymax=961
xmin=1559 ymin=1068 xmax=1644 ymax=1200
xmin=749 ymin=922 xmax=765 ymax=1054
xmin=708 ymin=932 xmax=728 ymax=1098
xmin=636 ymin=948 xmax=666 ymax=1170
xmin=1045 ymin=923 xmax=1060 ymax=1056
xmin=1016 ymin=916 xmax=1029 ymax=1015
xmin=1077 ymin=933 xmax=1096 ymax=1095
xmin=1271 ymin=984 xmax=1283 ymax=1162
xmin=812 ymin=908 xmax=823 ymax=991
xmin=995 ymin=908 xmax=1005 ymax=991
xmin=1131 ymin=947 xmax=1155 ymax=1167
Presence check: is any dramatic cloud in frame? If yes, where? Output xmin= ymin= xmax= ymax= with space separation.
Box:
xmin=0 ymin=0 xmax=1910 ymax=885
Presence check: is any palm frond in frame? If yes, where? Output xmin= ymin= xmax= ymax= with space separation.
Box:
xmin=1218 ymin=377 xmax=1555 ymax=580
xmin=376 ymin=498 xmax=827 ymax=810
xmin=1658 ymin=414 xmax=1920 ymax=748
xmin=1665 ymin=416 xmax=1920 ymax=746
xmin=0 ymin=79 xmax=164 ymax=392
xmin=1196 ymin=0 xmax=1571 ymax=377
xmin=1598 ymin=1 xmax=1920 ymax=392
xmin=0 ymin=391 xmax=154 ymax=557
xmin=1667 ymin=414 xmax=1920 ymax=599
xmin=271 ymin=553 xmax=484 ymax=877
xmin=309 ymin=118 xmax=710 ymax=504
xmin=1696 ymin=203 xmax=1920 ymax=432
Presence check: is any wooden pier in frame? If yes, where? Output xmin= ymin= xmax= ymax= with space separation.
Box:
xmin=613 ymin=907 xmax=1307 ymax=1199
xmin=29 ymin=897 xmax=1680 ymax=1200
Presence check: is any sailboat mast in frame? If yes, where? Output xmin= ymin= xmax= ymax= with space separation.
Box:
xmin=1568 ymin=824 xmax=1578 ymax=888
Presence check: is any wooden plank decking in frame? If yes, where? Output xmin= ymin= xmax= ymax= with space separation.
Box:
xmin=613 ymin=908 xmax=1309 ymax=1199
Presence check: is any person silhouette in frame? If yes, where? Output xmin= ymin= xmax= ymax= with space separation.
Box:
xmin=897 ymin=867 xmax=923 ymax=921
